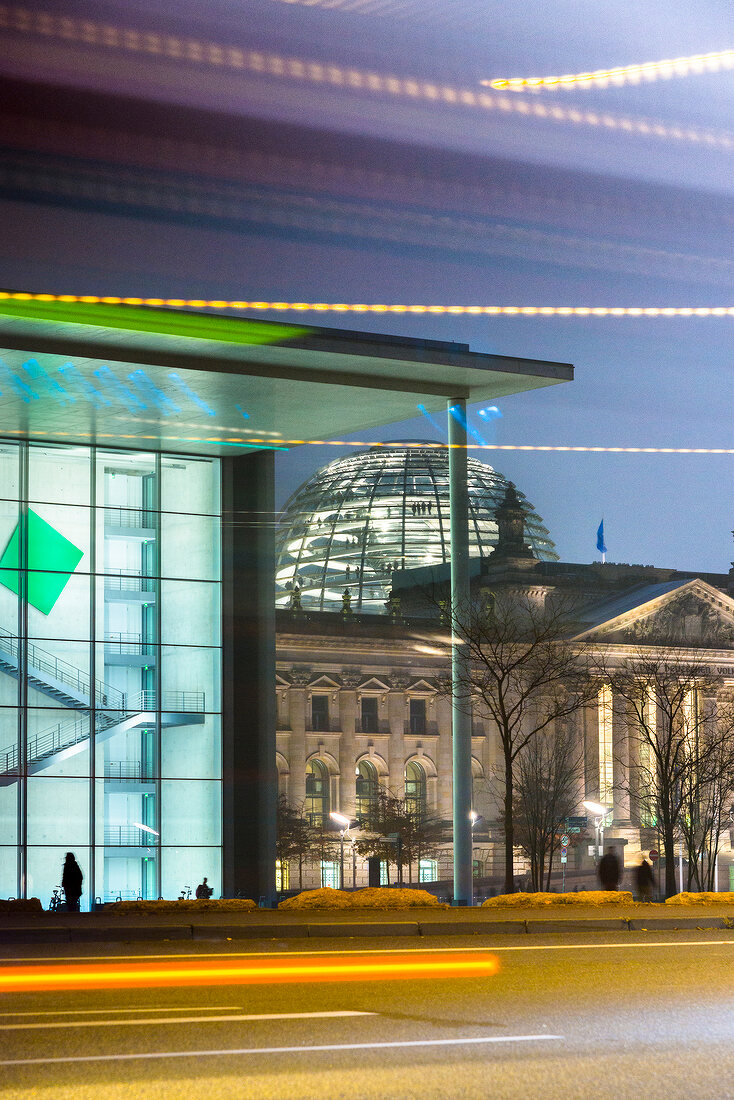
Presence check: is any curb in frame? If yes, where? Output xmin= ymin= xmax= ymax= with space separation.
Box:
xmin=2 ymin=915 xmax=732 ymax=945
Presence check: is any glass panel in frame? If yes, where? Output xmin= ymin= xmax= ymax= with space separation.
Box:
xmin=26 ymin=564 xmax=91 ymax=639
xmin=25 ymin=638 xmax=91 ymax=707
xmin=0 ymin=846 xmax=17 ymax=900
xmin=27 ymin=846 xmax=91 ymax=912
xmin=162 ymin=714 xmax=220 ymax=781
xmin=161 ymin=513 xmax=221 ymax=581
xmin=160 ymin=781 xmax=221 ymax=847
xmin=160 ymin=846 xmax=221 ymax=902
xmin=161 ymin=455 xmax=220 ymax=518
xmin=0 ymin=709 xmax=19 ymax=777
xmin=0 ymin=783 xmax=17 ymax=847
xmin=26 ymin=709 xmax=91 ymax=778
xmin=27 ymin=779 xmax=90 ymax=846
xmin=160 ymin=582 xmax=221 ymax=646
xmin=29 ymin=445 xmax=90 ymax=507
xmin=161 ymin=646 xmax=219 ymax=713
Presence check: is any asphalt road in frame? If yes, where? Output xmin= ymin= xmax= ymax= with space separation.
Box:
xmin=1 ymin=932 xmax=733 ymax=1100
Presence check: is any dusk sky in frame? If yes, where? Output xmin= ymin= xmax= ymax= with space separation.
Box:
xmin=2 ymin=0 xmax=734 ymax=572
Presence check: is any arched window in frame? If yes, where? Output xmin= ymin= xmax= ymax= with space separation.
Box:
xmin=355 ymin=759 xmax=379 ymax=822
xmin=405 ymin=760 xmax=426 ymax=817
xmin=305 ymin=759 xmax=329 ymax=826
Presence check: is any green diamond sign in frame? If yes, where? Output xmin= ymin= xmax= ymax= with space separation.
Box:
xmin=0 ymin=510 xmax=84 ymax=614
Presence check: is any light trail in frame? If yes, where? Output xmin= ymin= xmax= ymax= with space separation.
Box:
xmin=0 ymin=951 xmax=500 ymax=993
xmin=485 ymin=49 xmax=734 ymax=91
xmin=2 ymin=6 xmax=732 ymax=151
xmin=6 ymin=292 xmax=734 ymax=317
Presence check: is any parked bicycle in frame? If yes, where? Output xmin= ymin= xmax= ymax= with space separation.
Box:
xmin=48 ymin=886 xmax=64 ymax=911
xmin=178 ymin=886 xmax=192 ymax=900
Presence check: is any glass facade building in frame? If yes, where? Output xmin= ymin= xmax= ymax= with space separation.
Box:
xmin=0 ymin=442 xmax=222 ymax=908
xmin=275 ymin=445 xmax=557 ymax=613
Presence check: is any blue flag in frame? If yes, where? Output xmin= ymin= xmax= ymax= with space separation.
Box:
xmin=596 ymin=519 xmax=607 ymax=555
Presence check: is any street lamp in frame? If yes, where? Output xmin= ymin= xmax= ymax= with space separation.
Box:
xmin=583 ymin=801 xmax=610 ymax=863
xmin=330 ymin=812 xmax=351 ymax=889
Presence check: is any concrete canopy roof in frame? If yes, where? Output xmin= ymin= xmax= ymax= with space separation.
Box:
xmin=0 ymin=300 xmax=573 ymax=455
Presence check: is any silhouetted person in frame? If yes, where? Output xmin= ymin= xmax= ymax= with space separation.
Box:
xmin=195 ymin=877 xmax=213 ymax=899
xmin=62 ymin=852 xmax=83 ymax=912
xmin=597 ymin=847 xmax=621 ymax=891
xmin=634 ymin=858 xmax=654 ymax=900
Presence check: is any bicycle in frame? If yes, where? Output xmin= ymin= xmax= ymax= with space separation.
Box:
xmin=178 ymin=886 xmax=192 ymax=900
xmin=48 ymin=886 xmax=64 ymax=912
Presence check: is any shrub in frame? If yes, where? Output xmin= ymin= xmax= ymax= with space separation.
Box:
xmin=665 ymin=892 xmax=734 ymax=906
xmin=279 ymin=886 xmax=449 ymax=910
xmin=482 ymin=891 xmax=635 ymax=907
xmin=105 ymin=899 xmax=257 ymax=913
xmin=0 ymin=898 xmax=43 ymax=914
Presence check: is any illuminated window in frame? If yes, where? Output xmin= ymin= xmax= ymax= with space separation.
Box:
xmin=320 ymin=860 xmax=339 ymax=889
xmin=355 ymin=759 xmax=379 ymax=822
xmin=405 ymin=759 xmax=426 ymax=816
xmin=419 ymin=858 xmax=438 ymax=882
xmin=275 ymin=859 xmax=290 ymax=892
xmin=598 ymin=684 xmax=613 ymax=807
xmin=305 ymin=759 xmax=330 ymax=826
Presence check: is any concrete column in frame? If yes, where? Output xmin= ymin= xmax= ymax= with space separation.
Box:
xmin=448 ymin=397 xmax=473 ymax=905
xmin=387 ymin=678 xmax=408 ymax=791
xmin=339 ymin=684 xmax=358 ymax=815
xmin=612 ymin=692 xmax=631 ymax=825
xmin=221 ymin=450 xmax=276 ymax=905
xmin=288 ymin=683 xmax=308 ymax=806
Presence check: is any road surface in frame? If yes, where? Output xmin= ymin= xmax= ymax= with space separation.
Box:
xmin=1 ymin=931 xmax=733 ymax=1099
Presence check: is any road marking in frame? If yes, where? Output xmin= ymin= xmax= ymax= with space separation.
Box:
xmin=0 ymin=1006 xmax=238 ymax=1018
xmin=4 ymin=938 xmax=733 ymax=965
xmin=0 ymin=1010 xmax=376 ymax=1031
xmin=0 ymin=1033 xmax=563 ymax=1067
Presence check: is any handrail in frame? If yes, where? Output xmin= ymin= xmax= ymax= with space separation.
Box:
xmin=0 ymin=689 xmax=206 ymax=775
xmin=0 ymin=626 xmax=125 ymax=709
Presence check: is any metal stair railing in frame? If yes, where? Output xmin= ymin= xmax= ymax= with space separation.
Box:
xmin=0 ymin=626 xmax=125 ymax=709
xmin=0 ymin=688 xmax=207 ymax=776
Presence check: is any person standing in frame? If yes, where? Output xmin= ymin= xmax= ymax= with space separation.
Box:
xmin=195 ymin=877 xmax=213 ymax=899
xmin=61 ymin=852 xmax=83 ymax=912
xmin=634 ymin=858 xmax=654 ymax=900
xmin=597 ymin=846 xmax=621 ymax=891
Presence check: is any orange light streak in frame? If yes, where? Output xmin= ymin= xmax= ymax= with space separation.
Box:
xmin=4 ymin=292 xmax=734 ymax=317
xmin=0 ymin=951 xmax=500 ymax=993
xmin=485 ymin=49 xmax=734 ymax=91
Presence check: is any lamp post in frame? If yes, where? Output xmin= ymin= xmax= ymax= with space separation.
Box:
xmin=330 ymin=812 xmax=351 ymax=890
xmin=583 ymin=800 xmax=610 ymax=864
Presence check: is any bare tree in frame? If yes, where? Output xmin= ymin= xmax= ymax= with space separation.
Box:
xmin=603 ymin=648 xmax=731 ymax=898
xmin=512 ymin=719 xmax=584 ymax=891
xmin=276 ymin=796 xmax=319 ymax=890
xmin=434 ymin=591 xmax=596 ymax=895
xmin=679 ymin=694 xmax=734 ymax=890
xmin=355 ymin=788 xmax=445 ymax=885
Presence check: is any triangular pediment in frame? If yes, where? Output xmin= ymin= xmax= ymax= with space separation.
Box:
xmin=359 ymin=677 xmax=391 ymax=693
xmin=574 ymin=579 xmax=734 ymax=648
xmin=309 ymin=674 xmax=342 ymax=690
xmin=407 ymin=678 xmax=437 ymax=694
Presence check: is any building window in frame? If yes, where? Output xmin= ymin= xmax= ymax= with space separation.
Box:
xmin=311 ymin=694 xmax=330 ymax=731
xmin=355 ymin=759 xmax=379 ymax=822
xmin=419 ymin=858 xmax=437 ymax=882
xmin=305 ymin=758 xmax=330 ymax=826
xmin=379 ymin=860 xmax=388 ymax=886
xmin=275 ymin=860 xmax=290 ymax=892
xmin=409 ymin=697 xmax=426 ymax=735
xmin=405 ymin=759 xmax=426 ymax=817
xmin=321 ymin=860 xmax=339 ymax=889
xmin=598 ymin=684 xmax=613 ymax=807
xmin=361 ymin=695 xmax=379 ymax=733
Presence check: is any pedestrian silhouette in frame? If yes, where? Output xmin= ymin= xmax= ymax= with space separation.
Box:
xmin=634 ymin=858 xmax=654 ymax=900
xmin=597 ymin=846 xmax=621 ymax=891
xmin=195 ymin=877 xmax=213 ymax=899
xmin=62 ymin=852 xmax=83 ymax=912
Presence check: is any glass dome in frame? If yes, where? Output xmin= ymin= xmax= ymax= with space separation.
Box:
xmin=275 ymin=444 xmax=557 ymax=613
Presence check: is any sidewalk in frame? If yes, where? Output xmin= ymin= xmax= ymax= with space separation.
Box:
xmin=2 ymin=904 xmax=733 ymax=945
